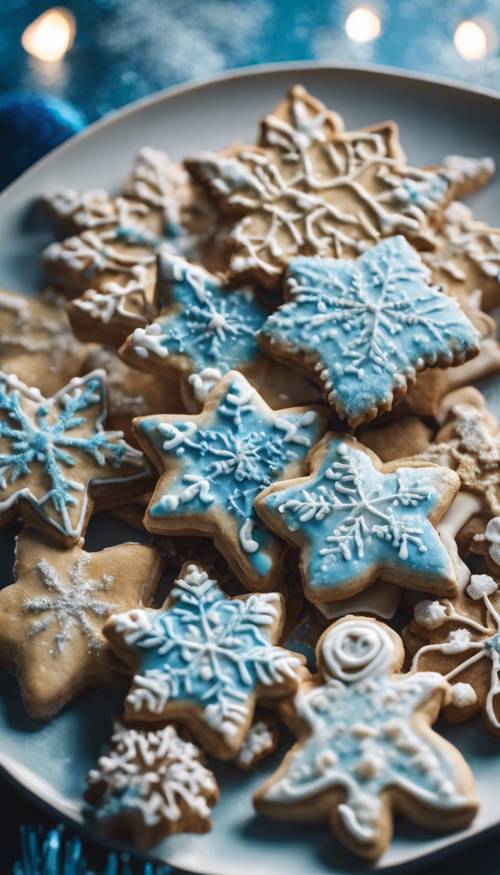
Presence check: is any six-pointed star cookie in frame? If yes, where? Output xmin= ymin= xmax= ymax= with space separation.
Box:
xmin=133 ymin=370 xmax=327 ymax=589
xmin=0 ymin=528 xmax=162 ymax=719
xmin=258 ymin=236 xmax=479 ymax=426
xmin=104 ymin=562 xmax=305 ymax=758
xmin=0 ymin=370 xmax=151 ymax=544
xmin=255 ymin=616 xmax=478 ymax=861
xmin=405 ymin=573 xmax=500 ymax=736
xmin=187 ymin=87 xmax=467 ymax=288
xmin=255 ymin=433 xmax=460 ymax=604
xmin=120 ymin=252 xmax=268 ymax=406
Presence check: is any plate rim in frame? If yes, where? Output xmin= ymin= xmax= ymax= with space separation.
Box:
xmin=1 ymin=60 xmax=500 ymax=203
xmin=1 ymin=59 xmax=500 ymax=873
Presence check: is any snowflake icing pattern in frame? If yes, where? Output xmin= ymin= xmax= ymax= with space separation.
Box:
xmin=258 ymin=236 xmax=478 ymax=424
xmin=261 ymin=438 xmax=455 ymax=602
xmin=258 ymin=619 xmax=474 ymax=855
xmin=411 ymin=574 xmax=500 ymax=732
xmin=138 ymin=373 xmax=322 ymax=579
xmin=107 ymin=565 xmax=302 ymax=752
xmin=0 ymin=372 xmax=147 ymax=538
xmin=128 ymin=254 xmax=267 ymax=391
xmin=23 ymin=557 xmax=117 ymax=657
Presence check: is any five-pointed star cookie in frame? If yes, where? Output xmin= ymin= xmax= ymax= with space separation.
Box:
xmin=0 ymin=288 xmax=91 ymax=397
xmin=0 ymin=370 xmax=151 ymax=544
xmin=42 ymin=148 xmax=227 ymax=347
xmin=0 ymin=528 xmax=162 ymax=719
xmin=186 ymin=87 xmax=479 ymax=288
xmin=86 ymin=721 xmax=218 ymax=849
xmin=258 ymin=237 xmax=479 ymax=426
xmin=104 ymin=562 xmax=305 ymax=758
xmin=133 ymin=370 xmax=327 ymax=589
xmin=255 ymin=433 xmax=460 ymax=605
xmin=255 ymin=616 xmax=478 ymax=860
xmin=120 ymin=252 xmax=269 ymax=406
xmin=405 ymin=572 xmax=500 ymax=736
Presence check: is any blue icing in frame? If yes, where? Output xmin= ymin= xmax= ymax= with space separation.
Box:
xmin=262 ymin=437 xmax=454 ymax=600
xmin=259 ymin=236 xmax=479 ymax=423
xmin=264 ymin=620 xmax=467 ymax=839
xmin=394 ymin=173 xmax=449 ymax=209
xmin=140 ymin=373 xmax=322 ymax=582
xmin=0 ymin=372 xmax=143 ymax=537
xmin=139 ymin=255 xmax=267 ymax=374
xmin=117 ymin=566 xmax=300 ymax=744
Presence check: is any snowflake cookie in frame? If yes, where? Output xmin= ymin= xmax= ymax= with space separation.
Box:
xmin=254 ymin=616 xmax=478 ymax=860
xmin=0 ymin=289 xmax=91 ymax=397
xmin=86 ymin=721 xmax=218 ymax=849
xmin=258 ymin=237 xmax=479 ymax=426
xmin=43 ymin=148 xmax=227 ymax=347
xmin=0 ymin=370 xmax=151 ymax=544
xmin=405 ymin=572 xmax=500 ymax=736
xmin=120 ymin=252 xmax=268 ymax=407
xmin=0 ymin=529 xmax=162 ymax=719
xmin=255 ymin=433 xmax=460 ymax=606
xmin=104 ymin=563 xmax=305 ymax=758
xmin=134 ymin=370 xmax=327 ymax=590
xmin=423 ymin=201 xmax=500 ymax=311
xmin=186 ymin=86 xmax=471 ymax=288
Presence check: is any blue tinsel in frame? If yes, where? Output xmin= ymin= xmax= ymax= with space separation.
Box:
xmin=12 ymin=827 xmax=171 ymax=875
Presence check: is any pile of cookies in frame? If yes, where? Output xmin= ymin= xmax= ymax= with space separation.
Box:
xmin=2 ymin=84 xmax=500 ymax=861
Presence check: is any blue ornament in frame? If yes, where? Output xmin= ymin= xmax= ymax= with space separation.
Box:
xmin=0 ymin=91 xmax=86 ymax=189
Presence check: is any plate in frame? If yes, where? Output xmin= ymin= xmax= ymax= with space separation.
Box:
xmin=1 ymin=62 xmax=500 ymax=875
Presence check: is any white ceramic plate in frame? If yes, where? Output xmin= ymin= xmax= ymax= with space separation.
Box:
xmin=1 ymin=62 xmax=500 ymax=875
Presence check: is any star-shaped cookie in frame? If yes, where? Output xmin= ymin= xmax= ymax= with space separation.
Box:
xmin=104 ymin=562 xmax=305 ymax=758
xmin=187 ymin=87 xmax=472 ymax=287
xmin=258 ymin=237 xmax=479 ymax=425
xmin=0 ymin=370 xmax=151 ymax=544
xmin=0 ymin=528 xmax=162 ymax=719
xmin=255 ymin=433 xmax=460 ymax=605
xmin=120 ymin=252 xmax=268 ymax=406
xmin=133 ymin=370 xmax=327 ymax=589
xmin=255 ymin=616 xmax=478 ymax=860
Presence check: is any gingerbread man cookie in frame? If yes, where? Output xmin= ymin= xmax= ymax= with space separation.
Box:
xmin=255 ymin=616 xmax=478 ymax=860
xmin=255 ymin=433 xmax=460 ymax=605
xmin=258 ymin=237 xmax=479 ymax=425
xmin=134 ymin=370 xmax=327 ymax=590
xmin=104 ymin=563 xmax=305 ymax=758
xmin=0 ymin=528 xmax=162 ymax=719
xmin=86 ymin=721 xmax=218 ymax=849
xmin=0 ymin=370 xmax=151 ymax=544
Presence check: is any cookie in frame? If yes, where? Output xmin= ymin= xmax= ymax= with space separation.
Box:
xmin=235 ymin=716 xmax=279 ymax=770
xmin=43 ymin=149 xmax=228 ymax=347
xmin=104 ymin=562 xmax=305 ymax=758
xmin=133 ymin=370 xmax=327 ymax=590
xmin=258 ymin=237 xmax=479 ymax=425
xmin=255 ymin=432 xmax=460 ymax=605
xmin=254 ymin=615 xmax=478 ymax=860
xmin=0 ymin=370 xmax=151 ymax=544
xmin=0 ymin=288 xmax=92 ymax=397
xmin=358 ymin=416 xmax=432 ymax=463
xmin=86 ymin=721 xmax=218 ymax=849
xmin=187 ymin=87 xmax=467 ymax=288
xmin=424 ymin=201 xmax=500 ymax=311
xmin=0 ymin=528 xmax=162 ymax=719
xmin=82 ymin=346 xmax=184 ymax=445
xmin=120 ymin=251 xmax=322 ymax=412
xmin=405 ymin=572 xmax=500 ymax=735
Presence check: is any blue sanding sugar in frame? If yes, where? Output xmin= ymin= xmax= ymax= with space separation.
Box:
xmin=0 ymin=91 xmax=86 ymax=189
